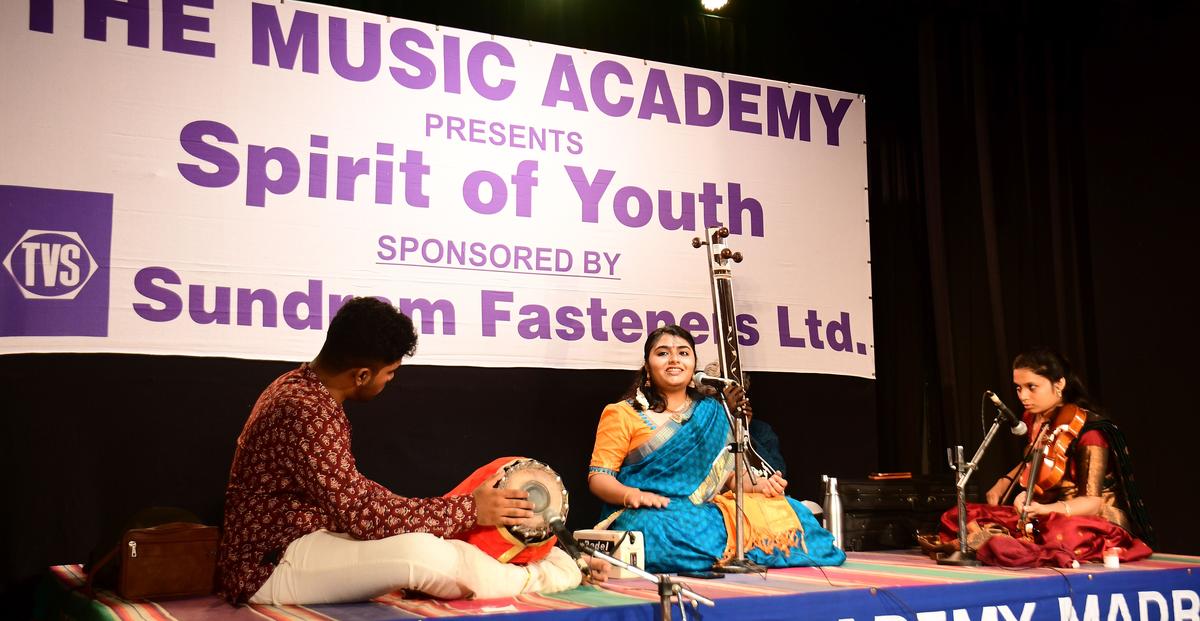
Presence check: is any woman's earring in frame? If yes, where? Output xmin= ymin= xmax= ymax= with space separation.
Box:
xmin=643 ymin=375 xmax=651 ymax=388
xmin=1055 ymin=388 xmax=1063 ymax=398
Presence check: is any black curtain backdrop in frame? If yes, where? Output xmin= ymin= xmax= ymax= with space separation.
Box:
xmin=4 ymin=0 xmax=1198 ymax=611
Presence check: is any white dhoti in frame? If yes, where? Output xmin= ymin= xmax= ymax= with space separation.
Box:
xmin=250 ymin=529 xmax=581 ymax=605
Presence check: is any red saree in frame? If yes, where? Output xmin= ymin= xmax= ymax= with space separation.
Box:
xmin=937 ymin=405 xmax=1153 ymax=568
xmin=939 ymin=503 xmax=1151 ymax=567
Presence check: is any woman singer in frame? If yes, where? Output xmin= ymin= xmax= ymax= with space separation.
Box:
xmin=587 ymin=325 xmax=845 ymax=573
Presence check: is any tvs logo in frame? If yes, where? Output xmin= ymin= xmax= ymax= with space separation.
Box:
xmin=4 ymin=230 xmax=99 ymax=300
xmin=0 ymin=185 xmax=113 ymax=337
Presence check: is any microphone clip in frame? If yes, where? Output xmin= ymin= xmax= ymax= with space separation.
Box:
xmin=546 ymin=513 xmax=591 ymax=576
xmin=692 ymin=371 xmax=739 ymax=389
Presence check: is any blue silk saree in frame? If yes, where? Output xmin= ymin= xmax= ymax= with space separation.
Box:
xmin=598 ymin=397 xmax=845 ymax=572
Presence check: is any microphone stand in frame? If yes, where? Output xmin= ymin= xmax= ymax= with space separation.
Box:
xmin=578 ymin=543 xmax=715 ymax=621
xmin=936 ymin=407 xmax=1011 ymax=566
xmin=712 ymin=390 xmax=764 ymax=574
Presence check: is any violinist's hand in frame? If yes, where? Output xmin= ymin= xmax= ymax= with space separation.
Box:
xmin=985 ymin=477 xmax=1009 ymax=506
xmin=472 ymin=472 xmax=534 ymax=526
xmin=582 ymin=557 xmax=611 ymax=585
xmin=723 ymin=384 xmax=752 ymax=421
xmin=754 ymin=472 xmax=788 ymax=498
xmin=1012 ymin=491 xmax=1027 ymax=515
xmin=1023 ymin=501 xmax=1055 ymax=518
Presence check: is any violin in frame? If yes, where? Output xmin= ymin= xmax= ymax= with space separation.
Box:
xmin=1015 ymin=404 xmax=1088 ymax=535
xmin=1019 ymin=404 xmax=1088 ymax=497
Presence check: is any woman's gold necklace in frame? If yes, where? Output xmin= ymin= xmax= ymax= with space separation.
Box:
xmin=668 ymin=398 xmax=692 ymax=412
xmin=665 ymin=398 xmax=692 ymax=421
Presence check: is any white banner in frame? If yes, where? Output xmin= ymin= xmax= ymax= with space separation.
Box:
xmin=0 ymin=0 xmax=873 ymax=377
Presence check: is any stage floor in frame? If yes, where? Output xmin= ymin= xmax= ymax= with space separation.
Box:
xmin=37 ymin=550 xmax=1200 ymax=620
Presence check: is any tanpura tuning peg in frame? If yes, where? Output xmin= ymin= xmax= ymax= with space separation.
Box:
xmin=720 ymin=248 xmax=734 ymax=260
xmin=691 ymin=237 xmax=703 ymax=248
xmin=717 ymin=227 xmax=730 ymax=239
xmin=731 ymin=252 xmax=743 ymax=263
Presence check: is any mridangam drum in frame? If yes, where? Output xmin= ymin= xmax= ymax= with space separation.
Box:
xmin=496 ymin=459 xmax=570 ymax=544
xmin=444 ymin=456 xmax=569 ymax=564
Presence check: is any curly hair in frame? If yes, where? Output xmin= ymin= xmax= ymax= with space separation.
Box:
xmin=317 ymin=297 xmax=417 ymax=371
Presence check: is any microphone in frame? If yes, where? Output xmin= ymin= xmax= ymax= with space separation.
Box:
xmin=693 ymin=371 xmax=738 ymax=388
xmin=985 ymin=390 xmax=1028 ymax=435
xmin=545 ymin=512 xmax=591 ymax=576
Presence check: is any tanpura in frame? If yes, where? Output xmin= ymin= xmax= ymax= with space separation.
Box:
xmin=691 ymin=226 xmax=776 ymax=476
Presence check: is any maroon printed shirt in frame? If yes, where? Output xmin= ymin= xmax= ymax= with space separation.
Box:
xmin=217 ymin=363 xmax=477 ymax=603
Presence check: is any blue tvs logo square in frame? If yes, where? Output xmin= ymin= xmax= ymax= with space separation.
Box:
xmin=0 ymin=185 xmax=113 ymax=337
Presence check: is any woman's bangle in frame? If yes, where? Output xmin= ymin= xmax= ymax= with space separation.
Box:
xmin=1000 ymin=475 xmax=1014 ymax=482
xmin=1061 ymin=501 xmax=1072 ymax=517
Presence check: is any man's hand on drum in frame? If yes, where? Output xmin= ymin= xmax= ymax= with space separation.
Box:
xmin=722 ymin=384 xmax=752 ymax=421
xmin=473 ymin=473 xmax=535 ymax=526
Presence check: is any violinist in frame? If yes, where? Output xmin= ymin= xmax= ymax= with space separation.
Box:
xmin=933 ymin=348 xmax=1154 ymax=568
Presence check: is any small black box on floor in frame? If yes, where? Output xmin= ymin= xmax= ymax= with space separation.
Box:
xmin=834 ymin=477 xmax=971 ymax=551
